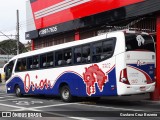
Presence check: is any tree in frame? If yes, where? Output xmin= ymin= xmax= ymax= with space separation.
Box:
xmin=0 ymin=39 xmax=28 ymax=55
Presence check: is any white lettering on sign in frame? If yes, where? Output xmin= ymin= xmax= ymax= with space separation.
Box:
xmin=39 ymin=26 xmax=57 ymax=36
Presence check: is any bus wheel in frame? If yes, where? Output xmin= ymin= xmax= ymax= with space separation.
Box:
xmin=15 ymin=85 xmax=22 ymax=97
xmin=60 ymin=85 xmax=73 ymax=102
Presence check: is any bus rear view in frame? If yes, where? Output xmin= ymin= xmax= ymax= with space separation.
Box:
xmin=117 ymin=32 xmax=156 ymax=95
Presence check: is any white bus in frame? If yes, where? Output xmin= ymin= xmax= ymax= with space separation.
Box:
xmin=4 ymin=30 xmax=156 ymax=102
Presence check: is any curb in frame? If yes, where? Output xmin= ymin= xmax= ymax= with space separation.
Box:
xmin=140 ymin=99 xmax=160 ymax=104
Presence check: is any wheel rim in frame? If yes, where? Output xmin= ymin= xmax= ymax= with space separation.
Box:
xmin=62 ymin=88 xmax=69 ymax=100
xmin=16 ymin=87 xmax=20 ymax=95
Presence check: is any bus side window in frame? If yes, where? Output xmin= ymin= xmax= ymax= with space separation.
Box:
xmin=55 ymin=51 xmax=66 ymax=66
xmin=15 ymin=59 xmax=21 ymax=72
xmin=33 ymin=55 xmax=39 ymax=69
xmin=47 ymin=52 xmax=54 ymax=67
xmin=27 ymin=56 xmax=40 ymax=70
xmin=102 ymin=40 xmax=114 ymax=59
xmin=82 ymin=45 xmax=90 ymax=63
xmin=40 ymin=52 xmax=54 ymax=68
xmin=74 ymin=47 xmax=81 ymax=64
xmin=27 ymin=57 xmax=32 ymax=69
xmin=21 ymin=58 xmax=27 ymax=71
xmin=92 ymin=42 xmax=102 ymax=62
xmin=64 ymin=48 xmax=72 ymax=65
xmin=15 ymin=58 xmax=27 ymax=72
xmin=40 ymin=54 xmax=47 ymax=68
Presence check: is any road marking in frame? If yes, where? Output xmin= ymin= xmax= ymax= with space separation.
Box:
xmin=15 ymin=101 xmax=145 ymax=111
xmin=76 ymin=103 xmax=145 ymax=111
xmin=32 ymin=102 xmax=79 ymax=109
xmin=12 ymin=101 xmax=43 ymax=105
xmin=0 ymin=98 xmax=30 ymax=102
xmin=1 ymin=96 xmax=15 ymax=98
xmin=0 ymin=97 xmax=4 ymax=98
xmin=69 ymin=117 xmax=94 ymax=120
xmin=0 ymin=103 xmax=25 ymax=109
xmin=32 ymin=110 xmax=94 ymax=120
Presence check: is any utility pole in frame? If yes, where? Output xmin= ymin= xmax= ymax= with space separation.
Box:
xmin=16 ymin=10 xmax=20 ymax=55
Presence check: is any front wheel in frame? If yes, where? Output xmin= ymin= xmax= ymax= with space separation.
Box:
xmin=15 ymin=85 xmax=23 ymax=97
xmin=60 ymin=85 xmax=73 ymax=102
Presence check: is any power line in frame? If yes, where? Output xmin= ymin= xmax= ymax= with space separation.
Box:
xmin=0 ymin=35 xmax=16 ymax=36
xmin=0 ymin=31 xmax=13 ymax=40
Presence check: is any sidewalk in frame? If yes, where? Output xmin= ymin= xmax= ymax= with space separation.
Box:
xmin=101 ymin=93 xmax=160 ymax=104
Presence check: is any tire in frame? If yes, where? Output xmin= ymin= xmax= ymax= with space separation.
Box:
xmin=15 ymin=85 xmax=22 ymax=97
xmin=60 ymin=85 xmax=73 ymax=102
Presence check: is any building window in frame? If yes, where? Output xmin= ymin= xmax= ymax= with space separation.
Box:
xmin=33 ymin=33 xmax=74 ymax=50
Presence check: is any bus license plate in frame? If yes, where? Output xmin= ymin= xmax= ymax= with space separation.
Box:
xmin=140 ymin=86 xmax=146 ymax=91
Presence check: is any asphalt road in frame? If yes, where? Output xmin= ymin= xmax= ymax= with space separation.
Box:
xmin=0 ymin=83 xmax=160 ymax=120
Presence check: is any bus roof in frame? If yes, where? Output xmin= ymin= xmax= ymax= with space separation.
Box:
xmin=10 ymin=33 xmax=109 ymax=61
xmin=9 ymin=30 xmax=148 ymax=61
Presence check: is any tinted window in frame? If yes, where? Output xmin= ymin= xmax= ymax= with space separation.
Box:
xmin=64 ymin=48 xmax=72 ymax=65
xmin=125 ymin=34 xmax=155 ymax=52
xmin=4 ymin=60 xmax=15 ymax=80
xmin=15 ymin=58 xmax=26 ymax=72
xmin=93 ymin=42 xmax=102 ymax=54
xmin=40 ymin=52 xmax=54 ymax=68
xmin=82 ymin=45 xmax=90 ymax=63
xmin=55 ymin=51 xmax=64 ymax=66
xmin=47 ymin=53 xmax=54 ymax=67
xmin=55 ymin=48 xmax=72 ymax=66
xmin=92 ymin=38 xmax=116 ymax=62
xmin=74 ymin=47 xmax=82 ymax=64
xmin=27 ymin=55 xmax=39 ymax=69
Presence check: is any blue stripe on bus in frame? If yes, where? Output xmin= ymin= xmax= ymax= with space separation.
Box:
xmin=127 ymin=64 xmax=155 ymax=80
xmin=6 ymin=68 xmax=117 ymax=96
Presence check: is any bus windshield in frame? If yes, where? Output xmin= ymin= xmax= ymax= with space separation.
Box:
xmin=4 ymin=60 xmax=15 ymax=81
xmin=125 ymin=34 xmax=155 ymax=52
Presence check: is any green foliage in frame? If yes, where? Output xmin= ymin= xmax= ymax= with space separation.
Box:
xmin=0 ymin=39 xmax=28 ymax=55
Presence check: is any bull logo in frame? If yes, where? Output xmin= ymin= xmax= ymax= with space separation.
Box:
xmin=136 ymin=35 xmax=145 ymax=46
xmin=83 ymin=64 xmax=108 ymax=96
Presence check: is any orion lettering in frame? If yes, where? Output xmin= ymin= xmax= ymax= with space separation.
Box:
xmin=24 ymin=74 xmax=53 ymax=93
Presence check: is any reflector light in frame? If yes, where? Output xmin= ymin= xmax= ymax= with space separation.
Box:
xmin=119 ymin=68 xmax=130 ymax=85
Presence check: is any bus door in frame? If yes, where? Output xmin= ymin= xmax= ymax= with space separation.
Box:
xmin=125 ymin=34 xmax=155 ymax=86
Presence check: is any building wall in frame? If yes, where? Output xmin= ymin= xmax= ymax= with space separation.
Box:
xmin=26 ymin=0 xmax=160 ymax=41
xmin=33 ymin=34 xmax=75 ymax=50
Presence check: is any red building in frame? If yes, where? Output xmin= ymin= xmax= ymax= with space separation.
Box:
xmin=25 ymin=0 xmax=160 ymax=100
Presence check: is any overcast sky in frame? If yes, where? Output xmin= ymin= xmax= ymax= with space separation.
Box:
xmin=0 ymin=0 xmax=28 ymax=43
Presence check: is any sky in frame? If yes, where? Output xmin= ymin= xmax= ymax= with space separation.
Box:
xmin=0 ymin=0 xmax=28 ymax=43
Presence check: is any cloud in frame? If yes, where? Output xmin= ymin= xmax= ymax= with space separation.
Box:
xmin=0 ymin=0 xmax=27 ymax=43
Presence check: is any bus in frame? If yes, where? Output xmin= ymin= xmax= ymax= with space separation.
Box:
xmin=3 ymin=30 xmax=156 ymax=102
